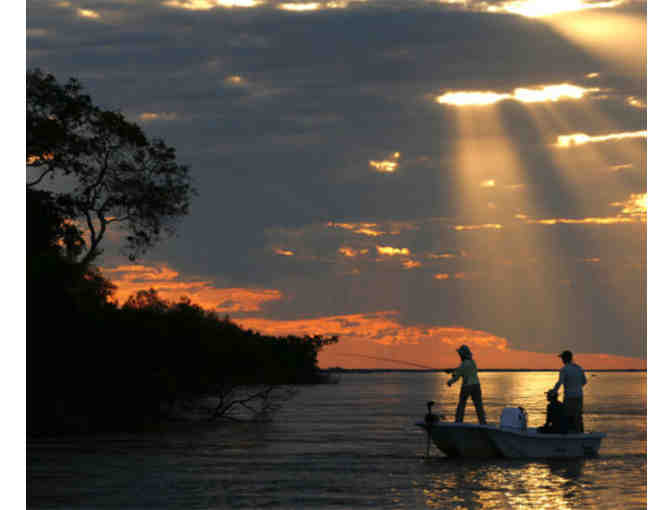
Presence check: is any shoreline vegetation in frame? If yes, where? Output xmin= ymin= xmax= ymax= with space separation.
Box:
xmin=26 ymin=70 xmax=339 ymax=437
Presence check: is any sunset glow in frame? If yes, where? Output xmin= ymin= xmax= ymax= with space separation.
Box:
xmin=437 ymin=83 xmax=597 ymax=107
xmin=611 ymin=192 xmax=647 ymax=217
xmin=102 ymin=264 xmax=284 ymax=313
xmin=555 ymin=130 xmax=647 ymax=147
xmin=278 ymin=2 xmax=320 ymax=10
xmin=376 ymin=246 xmax=410 ymax=256
xmin=453 ymin=224 xmax=502 ymax=231
xmin=29 ymin=0 xmax=646 ymax=374
xmin=369 ymin=151 xmax=401 ymax=173
xmin=327 ymin=221 xmax=386 ymax=237
xmin=339 ymin=246 xmax=369 ymax=257
xmin=273 ymin=248 xmax=295 ymax=256
xmin=139 ymin=112 xmax=178 ymax=121
xmin=491 ymin=0 xmax=625 ymax=18
xmin=163 ymin=0 xmax=260 ymax=9
xmin=26 ymin=153 xmax=54 ymax=165
xmin=77 ymin=8 xmax=100 ymax=19
xmin=236 ymin=311 xmax=645 ymax=370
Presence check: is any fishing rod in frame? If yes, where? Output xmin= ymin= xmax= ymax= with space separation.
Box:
xmin=335 ymin=353 xmax=452 ymax=372
xmin=335 ymin=353 xmax=455 ymax=459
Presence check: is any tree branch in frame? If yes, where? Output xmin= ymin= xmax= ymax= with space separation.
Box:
xmin=27 ymin=167 xmax=53 ymax=188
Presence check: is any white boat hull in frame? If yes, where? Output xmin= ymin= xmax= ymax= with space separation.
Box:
xmin=488 ymin=427 xmax=605 ymax=459
xmin=417 ymin=422 xmax=605 ymax=459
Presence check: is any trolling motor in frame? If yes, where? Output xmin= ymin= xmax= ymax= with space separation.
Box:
xmin=424 ymin=401 xmax=439 ymax=426
xmin=424 ymin=401 xmax=439 ymax=458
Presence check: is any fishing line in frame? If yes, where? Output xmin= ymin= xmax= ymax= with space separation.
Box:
xmin=334 ymin=352 xmax=446 ymax=370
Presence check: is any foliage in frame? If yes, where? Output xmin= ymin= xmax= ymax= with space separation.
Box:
xmin=26 ymin=71 xmax=337 ymax=436
xmin=27 ymin=190 xmax=338 ymax=435
xmin=27 ymin=69 xmax=197 ymax=264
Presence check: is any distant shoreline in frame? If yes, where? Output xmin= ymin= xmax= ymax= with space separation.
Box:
xmin=322 ymin=368 xmax=646 ymax=373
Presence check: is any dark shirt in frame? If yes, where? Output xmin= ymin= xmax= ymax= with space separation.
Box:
xmin=543 ymin=400 xmax=569 ymax=434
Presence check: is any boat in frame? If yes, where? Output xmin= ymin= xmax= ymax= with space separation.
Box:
xmin=417 ymin=421 xmax=501 ymax=458
xmin=417 ymin=404 xmax=606 ymax=459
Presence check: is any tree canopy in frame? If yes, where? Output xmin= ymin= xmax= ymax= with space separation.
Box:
xmin=26 ymin=71 xmax=339 ymax=436
xmin=27 ymin=69 xmax=197 ymax=264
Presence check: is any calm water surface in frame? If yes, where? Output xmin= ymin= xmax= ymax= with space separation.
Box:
xmin=28 ymin=372 xmax=646 ymax=509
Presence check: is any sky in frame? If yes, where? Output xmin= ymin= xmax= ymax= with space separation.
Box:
xmin=25 ymin=0 xmax=649 ymax=370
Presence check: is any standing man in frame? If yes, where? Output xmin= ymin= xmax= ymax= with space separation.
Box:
xmin=552 ymin=350 xmax=587 ymax=432
xmin=445 ymin=345 xmax=487 ymax=425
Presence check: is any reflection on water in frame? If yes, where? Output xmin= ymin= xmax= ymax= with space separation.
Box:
xmin=421 ymin=458 xmax=589 ymax=509
xmin=28 ymin=372 xmax=646 ymax=509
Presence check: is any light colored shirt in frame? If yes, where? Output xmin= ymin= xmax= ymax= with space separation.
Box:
xmin=553 ymin=362 xmax=587 ymax=398
xmin=448 ymin=359 xmax=480 ymax=386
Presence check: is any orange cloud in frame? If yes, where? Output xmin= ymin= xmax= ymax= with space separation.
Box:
xmin=489 ymin=0 xmax=626 ymax=18
xmin=437 ymin=83 xmax=598 ymax=107
xmin=235 ymin=311 xmax=644 ymax=370
xmin=339 ymin=246 xmax=369 ymax=257
xmin=328 ymin=221 xmax=385 ymax=237
xmin=519 ymin=193 xmax=646 ymax=227
xmin=402 ymin=260 xmax=422 ymax=269
xmin=611 ymin=193 xmax=646 ymax=217
xmin=77 ymin=8 xmax=101 ymax=18
xmin=626 ymin=96 xmax=646 ymax=109
xmin=609 ymin=163 xmax=634 ymax=172
xmin=555 ymin=130 xmax=646 ymax=148
xmin=376 ymin=246 xmax=410 ymax=256
xmin=369 ymin=151 xmax=401 ymax=173
xmin=139 ymin=112 xmax=178 ymax=121
xmin=163 ymin=0 xmax=260 ymax=10
xmin=427 ymin=252 xmax=458 ymax=260
xmin=453 ymin=224 xmax=502 ymax=231
xmin=27 ymin=153 xmax=54 ymax=165
xmin=273 ymin=248 xmax=295 ymax=256
xmin=102 ymin=264 xmax=283 ymax=313
xmin=535 ymin=217 xmax=637 ymax=225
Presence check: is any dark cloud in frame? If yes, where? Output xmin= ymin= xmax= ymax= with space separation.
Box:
xmin=27 ymin=0 xmax=646 ymax=359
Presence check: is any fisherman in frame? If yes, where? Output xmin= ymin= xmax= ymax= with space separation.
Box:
xmin=537 ymin=389 xmax=569 ymax=434
xmin=551 ymin=350 xmax=587 ymax=432
xmin=445 ymin=345 xmax=487 ymax=425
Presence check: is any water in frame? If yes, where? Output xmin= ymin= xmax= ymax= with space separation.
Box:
xmin=28 ymin=372 xmax=646 ymax=509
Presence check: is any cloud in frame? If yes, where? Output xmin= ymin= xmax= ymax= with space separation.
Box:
xmin=273 ymin=248 xmax=295 ymax=256
xmin=518 ymin=193 xmax=646 ymax=225
xmin=610 ymin=192 xmax=646 ymax=218
xmin=369 ymin=151 xmax=401 ymax=173
xmin=437 ymin=83 xmax=599 ymax=107
xmin=139 ymin=112 xmax=179 ymax=121
xmin=102 ymin=263 xmax=284 ymax=313
xmin=236 ymin=310 xmax=645 ymax=369
xmin=27 ymin=0 xmax=645 ymax=362
xmin=376 ymin=246 xmax=410 ymax=256
xmin=76 ymin=8 xmax=101 ymax=19
xmin=339 ymin=246 xmax=368 ymax=257
xmin=488 ymin=0 xmax=628 ymax=18
xmin=453 ymin=224 xmax=502 ymax=231
xmin=555 ymin=130 xmax=647 ymax=147
xmin=163 ymin=0 xmax=261 ymax=10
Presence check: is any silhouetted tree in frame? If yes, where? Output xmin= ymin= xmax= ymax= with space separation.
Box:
xmin=27 ymin=69 xmax=197 ymax=265
xmin=26 ymin=71 xmax=339 ymax=435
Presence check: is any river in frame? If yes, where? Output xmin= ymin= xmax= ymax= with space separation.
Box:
xmin=28 ymin=371 xmax=646 ymax=509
